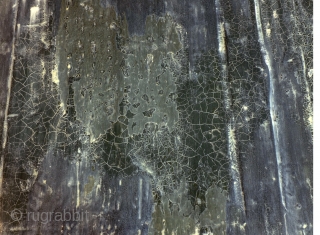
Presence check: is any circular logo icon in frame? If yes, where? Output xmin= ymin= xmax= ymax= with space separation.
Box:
xmin=10 ymin=209 xmax=22 ymax=221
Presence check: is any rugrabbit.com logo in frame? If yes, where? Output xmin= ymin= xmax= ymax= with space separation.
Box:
xmin=10 ymin=208 xmax=89 ymax=224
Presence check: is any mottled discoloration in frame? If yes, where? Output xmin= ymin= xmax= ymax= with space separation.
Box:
xmin=124 ymin=15 xmax=181 ymax=135
xmin=56 ymin=1 xmax=127 ymax=140
xmin=0 ymin=0 xmax=312 ymax=234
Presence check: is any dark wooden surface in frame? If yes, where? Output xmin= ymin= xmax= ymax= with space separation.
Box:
xmin=0 ymin=0 xmax=312 ymax=234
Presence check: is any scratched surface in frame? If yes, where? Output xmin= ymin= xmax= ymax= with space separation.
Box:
xmin=0 ymin=0 xmax=312 ymax=234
